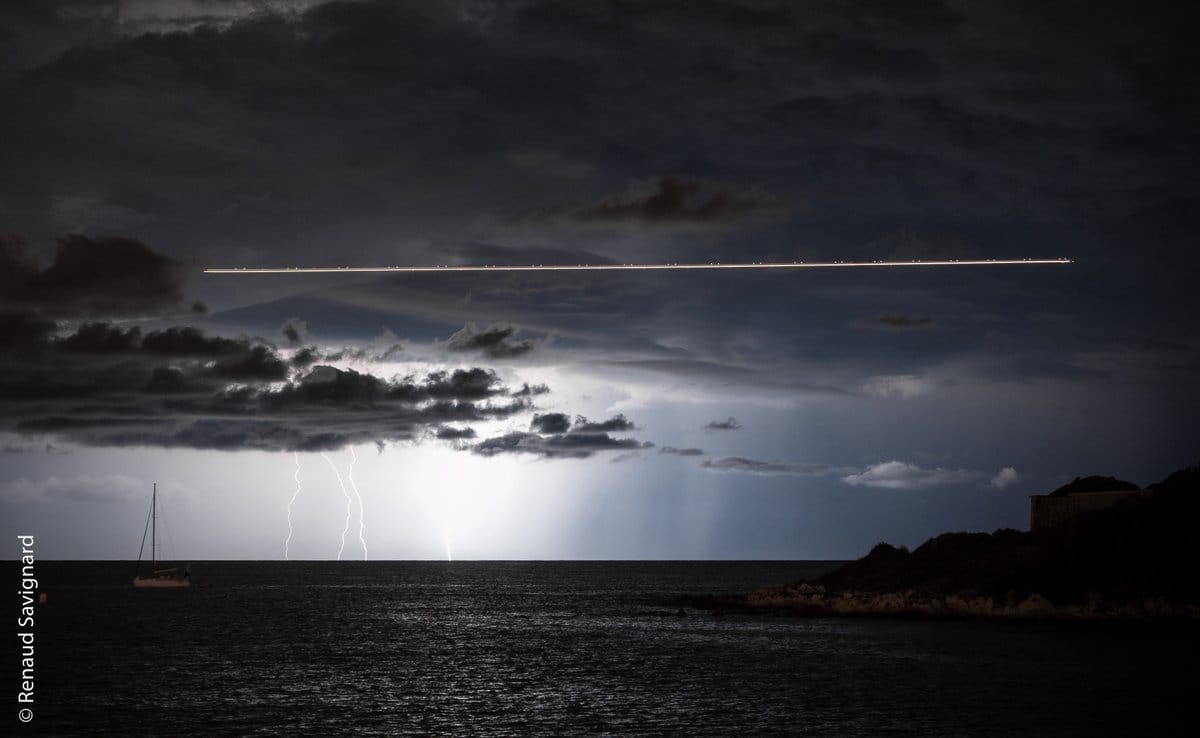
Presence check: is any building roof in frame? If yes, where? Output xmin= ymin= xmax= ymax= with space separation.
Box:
xmin=1047 ymin=475 xmax=1140 ymax=498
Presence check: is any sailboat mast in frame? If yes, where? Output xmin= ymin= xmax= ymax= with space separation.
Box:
xmin=152 ymin=482 xmax=157 ymax=568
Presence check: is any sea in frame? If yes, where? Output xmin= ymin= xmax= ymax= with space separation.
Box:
xmin=13 ymin=561 xmax=1198 ymax=736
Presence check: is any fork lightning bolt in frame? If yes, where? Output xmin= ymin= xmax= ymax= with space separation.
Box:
xmin=322 ymin=452 xmax=353 ymax=561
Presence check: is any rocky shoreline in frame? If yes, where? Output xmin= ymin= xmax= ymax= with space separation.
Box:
xmin=690 ymin=465 xmax=1200 ymax=621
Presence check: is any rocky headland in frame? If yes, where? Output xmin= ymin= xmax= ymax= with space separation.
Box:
xmin=693 ymin=465 xmax=1200 ymax=620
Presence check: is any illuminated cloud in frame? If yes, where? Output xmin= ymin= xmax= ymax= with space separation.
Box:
xmin=841 ymin=461 xmax=981 ymax=490
xmin=990 ymin=467 xmax=1021 ymax=489
xmin=701 ymin=456 xmax=839 ymax=476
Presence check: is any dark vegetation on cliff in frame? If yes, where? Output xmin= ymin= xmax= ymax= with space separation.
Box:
xmin=815 ymin=466 xmax=1200 ymax=606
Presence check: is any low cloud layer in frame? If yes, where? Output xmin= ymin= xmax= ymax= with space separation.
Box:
xmin=0 ymin=313 xmax=671 ymax=459
xmin=841 ymin=461 xmax=981 ymax=490
xmin=476 ymin=413 xmax=651 ymax=459
xmin=698 ymin=456 xmax=1018 ymax=491
xmin=0 ymin=318 xmax=545 ymax=452
xmin=474 ymin=431 xmax=651 ymax=460
xmin=700 ymin=456 xmax=839 ymax=476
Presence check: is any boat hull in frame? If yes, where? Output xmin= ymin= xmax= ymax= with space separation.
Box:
xmin=132 ymin=576 xmax=190 ymax=589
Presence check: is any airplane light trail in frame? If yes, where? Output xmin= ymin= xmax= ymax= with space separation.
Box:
xmin=204 ymin=258 xmax=1071 ymax=275
xmin=285 ymin=452 xmax=301 ymax=560
xmin=347 ymin=447 xmax=368 ymax=560
xmin=321 ymin=452 xmax=353 ymax=561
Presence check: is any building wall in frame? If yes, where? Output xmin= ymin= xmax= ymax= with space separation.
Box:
xmin=1028 ymin=490 xmax=1148 ymax=531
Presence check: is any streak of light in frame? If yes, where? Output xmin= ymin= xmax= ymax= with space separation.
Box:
xmin=347 ymin=447 xmax=368 ymax=560
xmin=321 ymin=452 xmax=353 ymax=561
xmin=204 ymin=258 xmax=1072 ymax=275
xmin=285 ymin=452 xmax=301 ymax=560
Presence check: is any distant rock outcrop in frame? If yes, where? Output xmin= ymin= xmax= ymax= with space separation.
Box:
xmin=697 ymin=465 xmax=1200 ymax=620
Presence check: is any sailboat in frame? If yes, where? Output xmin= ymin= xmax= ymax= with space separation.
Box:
xmin=133 ymin=483 xmax=190 ymax=588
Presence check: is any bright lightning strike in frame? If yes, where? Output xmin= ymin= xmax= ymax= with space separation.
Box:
xmin=321 ymin=452 xmax=353 ymax=561
xmin=347 ymin=447 xmax=368 ymax=560
xmin=285 ymin=452 xmax=301 ymax=560
xmin=204 ymin=258 xmax=1071 ymax=274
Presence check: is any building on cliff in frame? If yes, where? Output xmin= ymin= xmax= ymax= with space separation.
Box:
xmin=1029 ymin=475 xmax=1147 ymax=531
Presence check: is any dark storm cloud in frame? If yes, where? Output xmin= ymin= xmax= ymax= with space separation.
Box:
xmin=530 ymin=412 xmax=570 ymax=434
xmin=58 ymin=322 xmax=142 ymax=353
xmin=474 ymin=430 xmax=652 ymax=460
xmin=143 ymin=366 xmax=198 ymax=394
xmin=0 ymin=314 xmax=584 ymax=451
xmin=0 ymin=235 xmax=184 ymax=317
xmin=478 ymin=409 xmax=650 ymax=459
xmin=2 ymin=1 xmax=1191 ymax=260
xmin=573 ymin=414 xmax=635 ymax=432
xmin=0 ymin=0 xmax=1195 ymax=448
xmin=435 ymin=426 xmax=476 ymax=441
xmin=659 ymin=446 xmax=705 ymax=457
xmin=289 ymin=346 xmax=319 ymax=367
xmin=0 ymin=355 xmax=534 ymax=452
xmin=265 ymin=366 xmax=510 ymax=408
xmin=53 ymin=323 xmax=280 ymax=376
xmin=0 ymin=234 xmax=39 ymax=285
xmin=208 ymin=344 xmax=288 ymax=381
xmin=511 ymin=382 xmax=550 ymax=398
xmin=0 ymin=311 xmax=56 ymax=348
xmin=571 ymin=177 xmax=783 ymax=225
xmin=141 ymin=326 xmax=246 ymax=356
xmin=705 ymin=417 xmax=742 ymax=431
xmin=446 ymin=323 xmax=536 ymax=358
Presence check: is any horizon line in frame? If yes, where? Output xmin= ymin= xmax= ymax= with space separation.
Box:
xmin=204 ymin=258 xmax=1073 ymax=274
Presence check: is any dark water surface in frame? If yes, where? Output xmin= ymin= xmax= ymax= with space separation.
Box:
xmin=14 ymin=561 xmax=1198 ymax=736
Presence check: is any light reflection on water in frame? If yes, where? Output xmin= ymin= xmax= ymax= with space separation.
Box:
xmin=27 ymin=561 xmax=1196 ymax=736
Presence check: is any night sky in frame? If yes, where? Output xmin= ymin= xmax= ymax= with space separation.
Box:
xmin=2 ymin=1 xmax=1196 ymax=559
